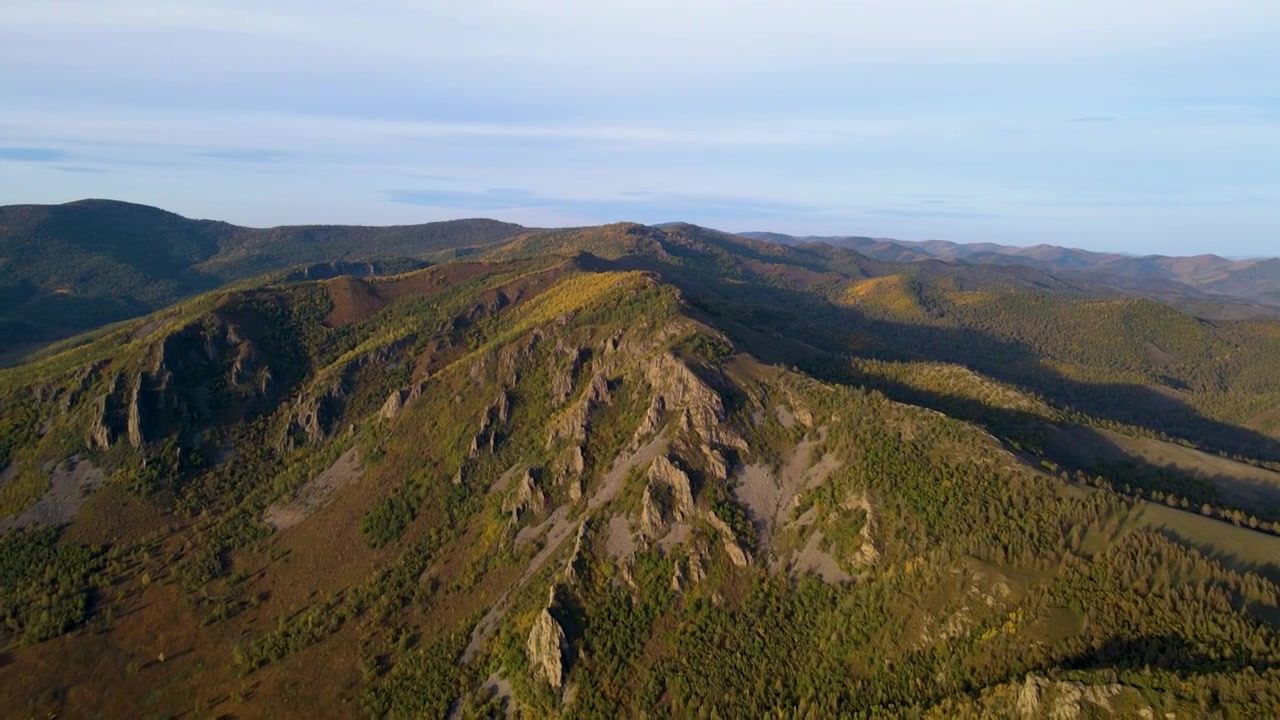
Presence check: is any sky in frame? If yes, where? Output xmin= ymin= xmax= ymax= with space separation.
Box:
xmin=2 ymin=1 xmax=1279 ymax=255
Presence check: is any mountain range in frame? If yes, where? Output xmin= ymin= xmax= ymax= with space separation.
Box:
xmin=0 ymin=199 xmax=526 ymax=347
xmin=744 ymin=231 xmax=1280 ymax=317
xmin=1 ymin=201 xmax=1280 ymax=717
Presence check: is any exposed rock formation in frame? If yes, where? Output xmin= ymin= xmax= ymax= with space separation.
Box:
xmin=563 ymin=521 xmax=590 ymax=585
xmin=688 ymin=546 xmax=708 ymax=583
xmin=282 ymin=335 xmax=415 ymax=450
xmin=630 ymin=394 xmax=666 ymax=447
xmin=547 ymin=371 xmax=613 ymax=449
xmin=705 ymin=512 xmax=751 ymax=567
xmin=126 ymin=376 xmax=144 ymax=448
xmin=702 ymin=445 xmax=729 ymax=483
xmin=844 ymin=493 xmax=880 ymax=567
xmin=526 ymin=588 xmax=568 ymax=689
xmin=550 ymin=344 xmax=588 ymax=405
xmin=497 ymin=330 xmax=541 ymax=386
xmin=649 ymin=456 xmax=695 ymax=519
xmin=379 ymin=389 xmax=407 ymax=420
xmin=283 ymin=382 xmax=345 ymax=449
xmin=469 ymin=393 xmax=510 ymax=459
xmin=639 ymin=456 xmax=696 ymax=539
xmin=86 ymin=392 xmax=119 ymax=451
xmin=503 ymin=468 xmax=546 ymax=523
xmin=640 ymin=484 xmax=666 ymax=539
xmin=1016 ymin=675 xmax=1123 ymax=719
xmin=643 ymin=352 xmax=746 ymax=451
xmin=555 ymin=445 xmax=586 ymax=482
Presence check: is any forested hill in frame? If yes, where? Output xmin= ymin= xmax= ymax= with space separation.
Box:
xmin=746 ymin=230 xmax=1280 ymax=311
xmin=0 ymin=199 xmax=526 ymax=346
xmin=2 ymin=220 xmax=1280 ymax=716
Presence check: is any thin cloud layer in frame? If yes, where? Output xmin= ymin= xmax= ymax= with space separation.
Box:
xmin=2 ymin=1 xmax=1278 ymax=253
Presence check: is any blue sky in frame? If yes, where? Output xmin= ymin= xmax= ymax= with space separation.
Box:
xmin=2 ymin=1 xmax=1278 ymax=255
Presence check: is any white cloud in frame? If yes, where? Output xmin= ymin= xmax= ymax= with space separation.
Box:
xmin=7 ymin=0 xmax=1279 ymax=76
xmin=2 ymin=0 xmax=1278 ymax=252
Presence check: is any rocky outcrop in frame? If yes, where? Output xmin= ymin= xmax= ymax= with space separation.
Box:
xmin=551 ymin=444 xmax=587 ymax=504
xmin=630 ymin=394 xmax=666 ymax=447
xmin=688 ymin=546 xmax=708 ymax=583
xmin=604 ymin=330 xmax=622 ymax=355
xmin=845 ymin=493 xmax=880 ymax=567
xmin=649 ymin=456 xmax=695 ymax=519
xmin=283 ymin=335 xmax=416 ymax=450
xmin=84 ymin=372 xmax=129 ymax=451
xmin=640 ymin=456 xmax=696 ymax=539
xmin=86 ymin=388 xmax=120 ymax=451
xmin=547 ymin=371 xmax=612 ymax=449
xmin=379 ymin=389 xmax=407 ymax=420
xmin=1016 ymin=675 xmax=1123 ymax=719
xmin=550 ymin=344 xmax=589 ymax=405
xmin=498 ymin=330 xmax=542 ymax=386
xmin=491 ymin=390 xmax=511 ymax=424
xmin=642 ymin=352 xmax=746 ymax=451
xmin=705 ymin=512 xmax=751 ymax=567
xmin=556 ymin=445 xmax=586 ymax=480
xmin=639 ymin=484 xmax=667 ymax=539
xmin=82 ymin=308 xmax=315 ymax=452
xmin=381 ymin=376 xmax=433 ymax=423
xmin=283 ymin=381 xmax=345 ymax=449
xmin=126 ymin=374 xmax=147 ymax=448
xmin=503 ymin=468 xmax=546 ymax=523
xmin=563 ymin=521 xmax=590 ymax=585
xmin=527 ymin=587 xmax=568 ymax=689
xmin=702 ymin=445 xmax=729 ymax=483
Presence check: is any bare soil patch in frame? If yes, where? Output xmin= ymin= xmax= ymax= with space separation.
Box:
xmin=0 ymin=456 xmax=105 ymax=532
xmin=264 ymin=449 xmax=363 ymax=531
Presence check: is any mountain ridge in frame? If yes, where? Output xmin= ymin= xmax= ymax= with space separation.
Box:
xmin=8 ymin=198 xmax=1280 ymax=352
xmin=743 ymin=230 xmax=1280 ymax=311
xmin=3 ymin=219 xmax=1280 ymax=716
xmin=0 ymin=199 xmax=529 ymax=346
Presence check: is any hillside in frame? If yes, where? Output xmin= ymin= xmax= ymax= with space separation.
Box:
xmin=0 ymin=199 xmax=527 ymax=347
xmin=2 ymin=223 xmax=1280 ymax=717
xmin=747 ymin=231 xmax=1280 ymax=314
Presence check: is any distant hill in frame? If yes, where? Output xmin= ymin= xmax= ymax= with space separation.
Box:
xmin=744 ymin=231 xmax=1280 ymax=312
xmin=0 ymin=199 xmax=527 ymax=345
